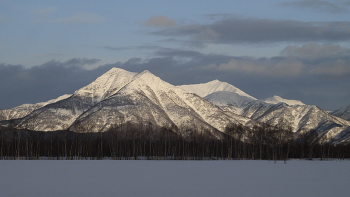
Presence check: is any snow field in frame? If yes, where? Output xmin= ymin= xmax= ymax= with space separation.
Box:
xmin=0 ymin=160 xmax=349 ymax=197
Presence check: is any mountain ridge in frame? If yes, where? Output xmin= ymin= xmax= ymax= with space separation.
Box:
xmin=1 ymin=67 xmax=349 ymax=144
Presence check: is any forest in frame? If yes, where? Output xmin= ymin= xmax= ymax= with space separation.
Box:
xmin=0 ymin=122 xmax=349 ymax=160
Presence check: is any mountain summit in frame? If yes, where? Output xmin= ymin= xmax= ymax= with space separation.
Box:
xmin=178 ymin=79 xmax=256 ymax=99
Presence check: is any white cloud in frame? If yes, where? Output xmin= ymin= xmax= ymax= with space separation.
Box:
xmin=145 ymin=15 xmax=176 ymax=27
xmin=56 ymin=12 xmax=106 ymax=24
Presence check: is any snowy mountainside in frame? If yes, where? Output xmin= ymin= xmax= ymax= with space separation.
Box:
xmin=261 ymin=95 xmax=305 ymax=105
xmin=204 ymin=91 xmax=257 ymax=114
xmin=73 ymin=67 xmax=137 ymax=102
xmin=70 ymin=70 xmax=254 ymax=138
xmin=182 ymin=79 xmax=350 ymax=143
xmin=0 ymin=94 xmax=71 ymax=121
xmin=1 ymin=68 xmax=255 ymax=138
xmin=240 ymin=101 xmax=350 ymax=143
xmin=2 ymin=67 xmax=349 ymax=143
xmin=331 ymin=104 xmax=350 ymax=121
xmin=178 ymin=80 xmax=258 ymax=115
xmin=14 ymin=68 xmax=138 ymax=131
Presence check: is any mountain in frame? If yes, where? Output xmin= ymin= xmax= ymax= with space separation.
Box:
xmin=180 ymin=80 xmax=350 ymax=143
xmin=240 ymin=101 xmax=350 ymax=143
xmin=2 ymin=68 xmax=349 ymax=143
xmin=178 ymin=79 xmax=256 ymax=99
xmin=0 ymin=94 xmax=71 ymax=121
xmin=178 ymin=80 xmax=306 ymax=114
xmin=331 ymin=104 xmax=350 ymax=121
xmin=2 ymin=68 xmax=255 ymax=139
xmin=69 ymin=70 xmax=254 ymax=138
xmin=178 ymin=80 xmax=257 ymax=114
xmin=12 ymin=68 xmax=137 ymax=131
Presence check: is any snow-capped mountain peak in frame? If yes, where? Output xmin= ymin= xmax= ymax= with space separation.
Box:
xmin=261 ymin=95 xmax=305 ymax=106
xmin=178 ymin=79 xmax=256 ymax=99
xmin=73 ymin=67 xmax=137 ymax=102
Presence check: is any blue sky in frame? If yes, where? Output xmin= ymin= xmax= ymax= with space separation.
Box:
xmin=1 ymin=0 xmax=350 ymax=111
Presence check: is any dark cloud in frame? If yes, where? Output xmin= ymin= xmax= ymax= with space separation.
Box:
xmin=151 ymin=17 xmax=350 ymax=43
xmin=115 ymin=48 xmax=350 ymax=111
xmin=0 ymin=59 xmax=114 ymax=109
xmin=280 ymin=0 xmax=349 ymax=13
xmin=281 ymin=42 xmax=350 ymax=59
xmin=154 ymin=48 xmax=203 ymax=58
xmin=1 ymin=49 xmax=350 ymax=111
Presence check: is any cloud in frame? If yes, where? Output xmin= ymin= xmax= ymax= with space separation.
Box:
xmin=154 ymin=48 xmax=203 ymax=58
xmin=151 ymin=17 xmax=350 ymax=43
xmin=1 ymin=49 xmax=350 ymax=111
xmin=34 ymin=7 xmax=57 ymax=16
xmin=145 ymin=15 xmax=177 ymax=27
xmin=102 ymin=45 xmax=163 ymax=51
xmin=103 ymin=46 xmax=131 ymax=51
xmin=281 ymin=42 xmax=350 ymax=59
xmin=310 ymin=59 xmax=350 ymax=76
xmin=56 ymin=12 xmax=106 ymax=24
xmin=280 ymin=0 xmax=348 ymax=13
xmin=157 ymin=38 xmax=207 ymax=48
xmin=0 ymin=58 xmax=110 ymax=109
xmin=112 ymin=50 xmax=350 ymax=110
xmin=212 ymin=58 xmax=304 ymax=77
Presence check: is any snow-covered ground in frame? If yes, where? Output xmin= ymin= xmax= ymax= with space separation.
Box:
xmin=1 ymin=160 xmax=349 ymax=197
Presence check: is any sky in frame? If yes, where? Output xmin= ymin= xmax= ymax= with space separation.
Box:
xmin=1 ymin=0 xmax=350 ymax=111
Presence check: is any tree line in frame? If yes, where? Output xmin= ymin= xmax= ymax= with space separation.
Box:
xmin=0 ymin=121 xmax=349 ymax=160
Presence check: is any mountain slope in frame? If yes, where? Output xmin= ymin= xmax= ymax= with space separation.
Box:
xmin=331 ymin=104 xmax=350 ymax=121
xmin=0 ymin=94 xmax=71 ymax=121
xmin=261 ymin=95 xmax=305 ymax=105
xmin=182 ymin=80 xmax=350 ymax=143
xmin=204 ymin=91 xmax=256 ymax=114
xmin=14 ymin=68 xmax=137 ymax=131
xmin=70 ymin=70 xmax=254 ymax=138
xmin=1 ymin=68 xmax=255 ymax=138
xmin=240 ymin=101 xmax=350 ymax=143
